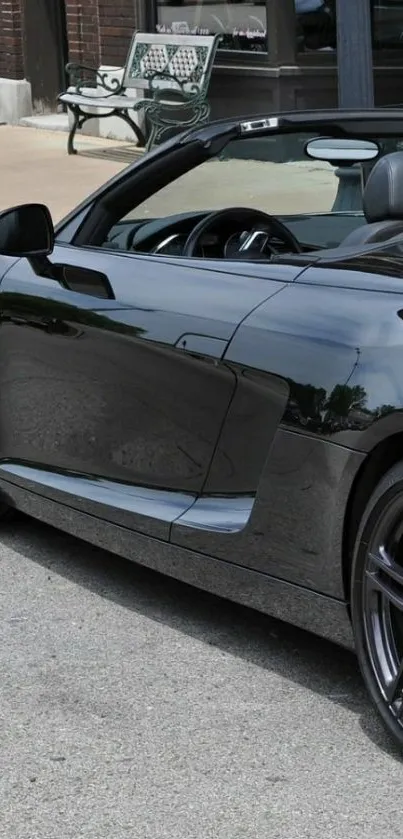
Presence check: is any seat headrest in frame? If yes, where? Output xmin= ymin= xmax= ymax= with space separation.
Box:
xmin=364 ymin=151 xmax=403 ymax=223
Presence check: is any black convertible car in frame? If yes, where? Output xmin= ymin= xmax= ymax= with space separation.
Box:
xmin=3 ymin=109 xmax=403 ymax=747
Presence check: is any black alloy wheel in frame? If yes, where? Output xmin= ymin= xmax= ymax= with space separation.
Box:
xmin=352 ymin=463 xmax=403 ymax=748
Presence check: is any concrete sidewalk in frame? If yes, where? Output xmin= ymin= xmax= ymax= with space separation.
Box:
xmin=0 ymin=124 xmax=340 ymax=226
xmin=0 ymin=125 xmax=128 ymax=222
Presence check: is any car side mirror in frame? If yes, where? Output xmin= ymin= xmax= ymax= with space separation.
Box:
xmin=0 ymin=203 xmax=54 ymax=258
xmin=0 ymin=202 xmax=115 ymax=300
xmin=0 ymin=203 xmax=56 ymax=281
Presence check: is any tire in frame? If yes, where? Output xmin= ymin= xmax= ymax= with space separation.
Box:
xmin=351 ymin=462 xmax=403 ymax=749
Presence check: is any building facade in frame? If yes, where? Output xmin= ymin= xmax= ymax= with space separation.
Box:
xmin=1 ymin=1 xmax=403 ymax=123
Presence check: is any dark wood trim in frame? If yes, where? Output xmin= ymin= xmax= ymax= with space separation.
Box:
xmin=267 ymin=0 xmax=296 ymax=64
xmin=144 ymin=0 xmax=155 ymax=31
xmin=298 ymin=49 xmax=403 ymax=68
xmin=298 ymin=51 xmax=337 ymax=66
xmin=212 ymin=62 xmax=337 ymax=80
xmin=372 ymin=51 xmax=403 ymax=65
xmin=215 ymin=50 xmax=270 ymax=68
xmin=23 ymin=0 xmax=68 ymax=111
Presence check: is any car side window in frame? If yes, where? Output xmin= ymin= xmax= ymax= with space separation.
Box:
xmin=98 ymin=132 xmax=376 ymax=257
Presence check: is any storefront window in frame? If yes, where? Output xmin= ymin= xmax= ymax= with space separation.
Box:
xmin=296 ymin=1 xmax=403 ymax=54
xmin=296 ymin=0 xmax=336 ymax=52
xmin=156 ymin=1 xmax=268 ymax=53
xmin=372 ymin=1 xmax=403 ymax=47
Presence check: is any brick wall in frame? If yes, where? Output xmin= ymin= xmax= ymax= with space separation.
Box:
xmin=98 ymin=0 xmax=137 ymax=67
xmin=0 ymin=0 xmax=24 ymax=79
xmin=0 ymin=0 xmax=146 ymax=83
xmin=65 ymin=0 xmax=101 ymax=67
xmin=65 ymin=0 xmax=146 ymax=70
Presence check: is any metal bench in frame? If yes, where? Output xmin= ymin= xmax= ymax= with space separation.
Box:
xmin=59 ymin=32 xmax=221 ymax=155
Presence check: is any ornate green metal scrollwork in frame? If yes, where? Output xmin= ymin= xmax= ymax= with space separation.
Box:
xmin=60 ymin=34 xmax=221 ymax=154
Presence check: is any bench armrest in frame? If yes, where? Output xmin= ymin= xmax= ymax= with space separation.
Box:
xmin=148 ymin=71 xmax=201 ymax=101
xmin=65 ymin=62 xmax=124 ymax=96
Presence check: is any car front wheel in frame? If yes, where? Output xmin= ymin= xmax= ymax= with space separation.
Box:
xmin=352 ymin=463 xmax=403 ymax=749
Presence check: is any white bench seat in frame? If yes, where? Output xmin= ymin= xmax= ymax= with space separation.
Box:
xmin=59 ymin=91 xmax=143 ymax=111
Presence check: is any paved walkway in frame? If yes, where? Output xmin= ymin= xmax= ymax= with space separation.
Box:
xmin=0 ymin=125 xmax=127 ymax=222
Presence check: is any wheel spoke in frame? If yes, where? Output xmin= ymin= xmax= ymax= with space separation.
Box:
xmin=386 ymin=657 xmax=403 ymax=704
xmin=366 ymin=548 xmax=403 ymax=612
xmin=369 ymin=548 xmax=403 ymax=586
xmin=366 ymin=570 xmax=403 ymax=611
xmin=358 ymin=485 xmax=403 ymax=738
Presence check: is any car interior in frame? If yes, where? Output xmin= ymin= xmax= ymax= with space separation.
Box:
xmin=96 ymin=129 xmax=403 ymax=263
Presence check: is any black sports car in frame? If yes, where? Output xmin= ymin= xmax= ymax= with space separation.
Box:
xmin=4 ymin=109 xmax=403 ymax=748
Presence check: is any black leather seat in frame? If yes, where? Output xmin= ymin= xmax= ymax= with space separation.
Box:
xmin=340 ymin=151 xmax=403 ymax=247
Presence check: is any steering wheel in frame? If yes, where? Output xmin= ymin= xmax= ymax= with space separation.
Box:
xmin=183 ymin=207 xmax=302 ymax=259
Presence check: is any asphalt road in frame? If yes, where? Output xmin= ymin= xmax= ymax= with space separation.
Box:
xmin=1 ymin=514 xmax=403 ymax=839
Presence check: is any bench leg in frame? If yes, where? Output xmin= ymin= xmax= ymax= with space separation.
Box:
xmin=145 ymin=118 xmax=179 ymax=152
xmin=67 ymin=105 xmax=146 ymax=154
xmin=67 ymin=105 xmax=81 ymax=155
xmin=118 ymin=111 xmax=146 ymax=148
xmin=145 ymin=122 xmax=159 ymax=153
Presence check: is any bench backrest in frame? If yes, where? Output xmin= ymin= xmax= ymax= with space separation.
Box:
xmin=122 ymin=32 xmax=221 ymax=95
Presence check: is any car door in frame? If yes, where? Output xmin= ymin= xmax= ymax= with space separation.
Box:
xmin=0 ymin=243 xmax=287 ymax=539
xmin=170 ymin=277 xmax=370 ymax=597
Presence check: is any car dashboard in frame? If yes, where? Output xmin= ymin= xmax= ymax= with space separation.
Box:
xmin=104 ymin=210 xmax=367 ymax=259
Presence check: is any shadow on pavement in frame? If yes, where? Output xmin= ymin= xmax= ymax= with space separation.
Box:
xmin=2 ymin=515 xmax=402 ymax=761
